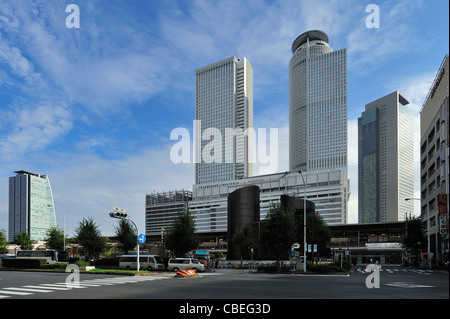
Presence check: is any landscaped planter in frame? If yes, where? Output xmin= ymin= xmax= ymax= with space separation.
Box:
xmin=80 ymin=266 xmax=95 ymax=271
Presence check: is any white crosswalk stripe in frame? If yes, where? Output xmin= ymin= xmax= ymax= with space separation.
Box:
xmin=0 ymin=289 xmax=33 ymax=296
xmin=31 ymin=284 xmax=73 ymax=291
xmin=355 ymin=267 xmax=434 ymax=274
xmin=385 ymin=282 xmax=435 ymax=288
xmin=0 ymin=275 xmax=169 ymax=298
xmin=43 ymin=283 xmax=87 ymax=289
xmin=2 ymin=287 xmax=54 ymax=293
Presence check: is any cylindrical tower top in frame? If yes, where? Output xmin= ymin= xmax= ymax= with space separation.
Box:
xmin=291 ymin=30 xmax=329 ymax=54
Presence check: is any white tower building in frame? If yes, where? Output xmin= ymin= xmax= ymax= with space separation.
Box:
xmin=195 ymin=57 xmax=253 ymax=184
xmin=289 ymin=30 xmax=347 ymax=173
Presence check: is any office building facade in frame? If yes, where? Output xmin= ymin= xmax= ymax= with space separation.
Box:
xmin=358 ymin=91 xmax=414 ymax=223
xmin=195 ymin=57 xmax=253 ymax=184
xmin=145 ymin=190 xmax=192 ymax=236
xmin=289 ymin=30 xmax=347 ymax=173
xmin=190 ymin=169 xmax=348 ymax=234
xmin=420 ymin=55 xmax=449 ymax=263
xmin=145 ymin=170 xmax=348 ymax=238
xmin=8 ymin=170 xmax=56 ymax=241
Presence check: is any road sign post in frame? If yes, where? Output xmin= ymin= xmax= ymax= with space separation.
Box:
xmin=337 ymin=248 xmax=344 ymax=268
xmin=138 ymin=234 xmax=146 ymax=243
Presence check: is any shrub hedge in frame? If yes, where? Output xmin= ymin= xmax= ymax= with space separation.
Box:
xmin=256 ymin=260 xmax=351 ymax=273
xmin=91 ymin=257 xmax=119 ymax=267
xmin=1 ymin=258 xmax=45 ymax=269
xmin=40 ymin=263 xmax=69 ymax=270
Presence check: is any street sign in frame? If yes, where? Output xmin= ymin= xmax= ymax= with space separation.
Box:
xmin=138 ymin=234 xmax=146 ymax=243
xmin=113 ymin=206 xmax=126 ymax=213
xmin=337 ymin=248 xmax=344 ymax=253
xmin=291 ymin=243 xmax=300 ymax=251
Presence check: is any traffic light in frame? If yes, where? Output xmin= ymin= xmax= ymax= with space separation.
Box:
xmin=250 ymin=247 xmax=254 ymax=254
xmin=109 ymin=211 xmax=127 ymax=219
xmin=110 ymin=207 xmax=128 ymax=219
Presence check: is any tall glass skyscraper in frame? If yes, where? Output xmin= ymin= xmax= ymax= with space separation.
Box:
xmin=358 ymin=91 xmax=414 ymax=223
xmin=288 ymin=30 xmax=349 ymax=224
xmin=8 ymin=170 xmax=56 ymax=241
xmin=289 ymin=30 xmax=347 ymax=173
xmin=195 ymin=57 xmax=253 ymax=184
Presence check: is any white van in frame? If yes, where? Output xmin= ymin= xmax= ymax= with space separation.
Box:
xmin=119 ymin=255 xmax=165 ymax=271
xmin=168 ymin=258 xmax=205 ymax=272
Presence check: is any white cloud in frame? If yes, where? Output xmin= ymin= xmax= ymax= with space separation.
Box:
xmin=0 ymin=40 xmax=40 ymax=82
xmin=0 ymin=1 xmax=20 ymax=30
xmin=253 ymin=104 xmax=289 ymax=175
xmin=0 ymin=1 xmax=180 ymax=115
xmin=346 ymin=0 xmax=425 ymax=76
xmin=0 ymin=102 xmax=72 ymax=157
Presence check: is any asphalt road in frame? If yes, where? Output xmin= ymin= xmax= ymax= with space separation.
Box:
xmin=0 ymin=266 xmax=448 ymax=303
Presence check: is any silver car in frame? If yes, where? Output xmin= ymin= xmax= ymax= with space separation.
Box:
xmin=167 ymin=258 xmax=205 ymax=272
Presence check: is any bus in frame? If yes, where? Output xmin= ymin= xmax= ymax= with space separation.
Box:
xmin=119 ymin=255 xmax=165 ymax=271
xmin=16 ymin=250 xmax=69 ymax=264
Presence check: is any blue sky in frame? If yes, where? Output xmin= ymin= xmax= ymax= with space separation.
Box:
xmin=0 ymin=0 xmax=448 ymax=237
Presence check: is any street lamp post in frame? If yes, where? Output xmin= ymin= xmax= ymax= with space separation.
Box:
xmin=405 ymin=198 xmax=431 ymax=269
xmin=299 ymin=170 xmax=307 ymax=273
xmin=109 ymin=209 xmax=140 ymax=272
xmin=161 ymin=227 xmax=165 ymax=258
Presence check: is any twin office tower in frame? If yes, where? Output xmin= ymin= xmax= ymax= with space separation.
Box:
xmin=193 ymin=30 xmax=414 ymax=224
xmin=196 ymin=30 xmax=348 ymax=183
xmin=148 ymin=30 xmax=350 ymax=237
xmin=149 ymin=30 xmax=414 ymax=235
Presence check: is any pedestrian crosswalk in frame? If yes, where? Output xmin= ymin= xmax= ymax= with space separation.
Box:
xmin=0 ymin=275 xmax=169 ymax=299
xmin=354 ymin=267 xmax=435 ymax=275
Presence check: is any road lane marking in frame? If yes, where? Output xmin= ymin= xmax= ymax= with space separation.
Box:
xmin=3 ymin=287 xmax=54 ymax=293
xmin=46 ymin=283 xmax=87 ymax=289
xmin=0 ymin=289 xmax=33 ymax=295
xmin=24 ymin=285 xmax=72 ymax=291
xmin=0 ymin=275 xmax=170 ymax=298
xmin=385 ymin=282 xmax=435 ymax=288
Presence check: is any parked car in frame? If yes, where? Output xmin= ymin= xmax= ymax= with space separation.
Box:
xmin=167 ymin=258 xmax=205 ymax=272
xmin=119 ymin=255 xmax=165 ymax=271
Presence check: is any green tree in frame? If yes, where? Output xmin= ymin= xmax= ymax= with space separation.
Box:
xmin=114 ymin=218 xmax=137 ymax=253
xmin=299 ymin=212 xmax=332 ymax=258
xmin=261 ymin=203 xmax=297 ymax=269
xmin=232 ymin=223 xmax=256 ymax=266
xmin=74 ymin=217 xmax=107 ymax=261
xmin=0 ymin=230 xmax=9 ymax=254
xmin=45 ymin=226 xmax=65 ymax=250
xmin=165 ymin=210 xmax=199 ymax=257
xmin=403 ymin=215 xmax=427 ymax=265
xmin=14 ymin=232 xmax=33 ymax=250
